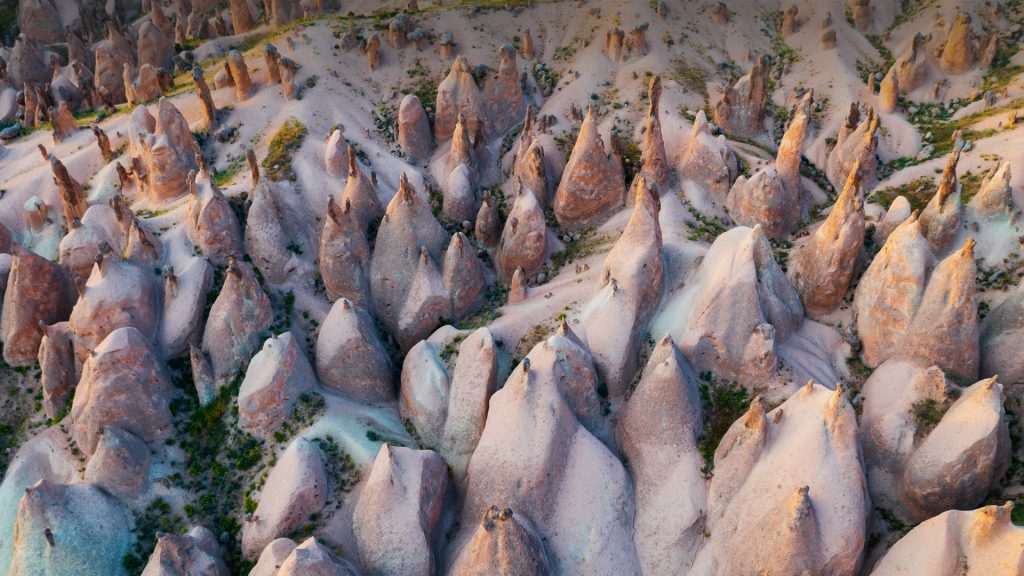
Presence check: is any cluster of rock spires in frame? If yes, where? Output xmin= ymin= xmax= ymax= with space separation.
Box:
xmin=1 ymin=1 xmax=1024 ymax=576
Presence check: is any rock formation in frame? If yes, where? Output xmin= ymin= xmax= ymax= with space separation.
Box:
xmin=187 ymin=168 xmax=244 ymax=266
xmin=637 ymin=76 xmax=671 ymax=190
xmin=158 ymin=257 xmax=213 ymax=357
xmin=860 ymin=358 xmax=1009 ymax=523
xmin=231 ymin=0 xmax=256 ymax=34
xmin=497 ymin=185 xmax=546 ymax=282
xmin=142 ymin=526 xmax=229 ymax=576
xmin=341 ymin=144 xmax=384 ymax=232
xmin=967 ymin=162 xmax=1013 ymax=218
xmin=94 ymin=23 xmax=136 ymax=105
xmin=980 ymin=283 xmax=1024 ymax=385
xmin=242 ymin=438 xmax=327 ymax=560
xmin=826 ymin=104 xmax=879 ymax=192
xmin=353 ymin=446 xmax=449 ymax=576
xmin=84 ymin=426 xmax=150 ymax=500
xmin=324 ymin=128 xmax=347 ymax=178
xmin=124 ymin=63 xmax=163 ymax=106
xmin=201 ymin=257 xmax=274 ymax=383
xmin=238 ymin=332 xmax=317 ymax=435
xmin=7 ymin=481 xmax=131 ymax=576
xmin=879 ymin=65 xmax=898 ymax=113
xmin=134 ymin=98 xmax=200 ymax=203
xmin=854 ymin=213 xmax=936 ymax=367
xmin=434 ymin=55 xmax=485 ymax=140
xmin=443 ymin=232 xmax=487 ymax=319
xmin=399 ymin=94 xmax=433 ymax=163
xmin=38 ymin=321 xmax=75 ymax=419
xmin=692 ymin=382 xmax=867 ymax=575
xmin=919 ymin=145 xmax=963 ymax=254
xmin=474 ymin=197 xmax=502 ymax=248
xmin=582 ymin=177 xmax=664 ymax=396
xmin=370 ymin=173 xmax=448 ymax=333
xmin=484 ymin=44 xmax=526 ymax=136
xmin=713 ymin=55 xmax=769 ymax=138
xmin=314 ymin=298 xmax=394 ymax=403
xmin=895 ymin=32 xmax=928 ymax=93
xmin=553 ymin=106 xmax=625 ymax=230
xmin=616 ymin=337 xmax=703 ymax=573
xmin=138 ymin=21 xmax=174 ymax=71
xmin=658 ymin=225 xmax=803 ymax=386
xmin=192 ymin=66 xmax=217 ymax=130
xmin=320 ymin=197 xmax=372 ymax=308
xmin=940 ymin=13 xmax=978 ymax=75
xmin=50 ymin=156 xmax=86 ymax=227
xmin=513 ymin=137 xmax=549 ymax=208
xmin=1 ymin=248 xmax=74 ymax=366
xmin=227 ymin=50 xmax=253 ymax=101
xmin=900 ymin=239 xmax=979 ymax=382
xmin=787 ymin=163 xmax=865 ymax=317
xmin=70 ymin=326 xmax=173 ymax=455
xmin=448 ymin=505 xmax=553 ymax=575
xmin=676 ymin=110 xmax=738 ymax=204
xmin=245 ymin=178 xmax=298 ymax=285
xmin=458 ymin=334 xmax=639 ymax=574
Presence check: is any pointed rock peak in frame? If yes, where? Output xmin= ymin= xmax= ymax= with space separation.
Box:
xmin=419 ymin=245 xmax=432 ymax=265
xmin=743 ymin=395 xmax=767 ymax=430
xmin=803 ymin=379 xmax=816 ymax=396
xmin=968 ymin=501 xmax=1014 ymax=541
xmin=632 ymin=175 xmax=660 ymax=213
xmin=347 ymin=144 xmax=359 ymax=176
xmin=960 ymin=237 xmax=976 ymax=259
xmin=647 ymin=75 xmax=662 ymax=114
xmin=397 ymin=172 xmax=415 ymax=203
xmin=788 ymin=486 xmax=813 ymax=521
xmin=844 ymin=103 xmax=860 ymax=130
xmin=970 ymin=162 xmax=1012 ymax=214
xmin=509 ymin=266 xmax=528 ymax=303
xmin=499 ymin=42 xmax=516 ymax=65
xmin=691 ymin=109 xmax=710 ymax=136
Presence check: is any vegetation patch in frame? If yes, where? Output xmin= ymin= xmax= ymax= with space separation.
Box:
xmin=684 ymin=203 xmax=730 ymax=243
xmin=696 ymin=373 xmax=753 ymax=476
xmin=911 ymin=397 xmax=952 ymax=437
xmin=263 ymin=118 xmax=308 ymax=181
xmin=869 ymin=177 xmax=936 ymax=212
xmin=122 ymin=498 xmax=187 ymax=574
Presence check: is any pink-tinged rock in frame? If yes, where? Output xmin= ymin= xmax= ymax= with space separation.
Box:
xmin=242 ymin=438 xmax=327 ymax=560
xmin=370 ymin=174 xmax=448 ymax=333
xmin=69 ymin=248 xmax=158 ymax=363
xmin=244 ymin=179 xmax=295 ymax=285
xmin=725 ymin=165 xmax=796 ymax=240
xmin=138 ymin=19 xmax=174 ymax=71
xmin=70 ymin=326 xmax=172 ymax=456
xmin=400 ymin=340 xmax=450 ymax=449
xmin=675 ymin=110 xmax=738 ymax=204
xmin=320 ymin=197 xmax=372 ymax=308
xmin=2 ymin=248 xmax=75 ymax=366
xmin=660 ymin=225 xmax=803 ymax=387
xmin=919 ymin=146 xmax=963 ymax=254
xmin=616 ymin=337 xmax=704 ymax=574
xmin=967 ymin=162 xmax=1013 ymax=217
xmin=474 ymin=197 xmax=502 ymax=249
xmin=497 ymin=185 xmax=546 ymax=282
xmin=59 ymin=217 xmax=114 ymax=283
xmin=693 ymin=383 xmax=867 ymax=576
xmin=788 ymin=164 xmax=865 ymax=317
xmin=637 ymin=76 xmax=671 ymax=191
xmin=93 ymin=23 xmax=136 ymax=104
xmin=227 ymin=50 xmax=253 ymax=101
xmin=443 ymin=232 xmax=487 ymax=319
xmin=895 ymin=33 xmax=928 ymax=93
xmin=713 ymin=55 xmax=769 ymax=138
xmin=83 ymin=425 xmax=150 ymax=500
xmin=553 ymin=106 xmax=625 ymax=230
xmin=826 ymin=104 xmax=879 ymax=192
xmin=249 ymin=538 xmax=297 ymax=576
xmin=38 ymin=321 xmax=75 ymax=419
xmin=8 ymin=481 xmax=131 ymax=576
xmin=353 ymin=445 xmax=450 ymax=576
xmin=397 ymin=247 xmax=452 ymax=351
xmin=238 ymin=332 xmax=316 ymax=435
xmin=439 ymin=327 xmax=498 ymax=482
xmin=187 ymin=168 xmax=243 ymax=266
xmin=434 ymin=55 xmax=485 ymax=141
xmin=869 ymin=504 xmax=1024 ymax=576
xmin=484 ymin=44 xmax=526 ymax=136
xmin=854 ymin=214 xmax=935 ymax=368
xmin=399 ymin=94 xmax=433 ymax=163
xmin=124 ymin=219 xmax=162 ymax=267
xmin=513 ymin=139 xmax=550 ymax=208
xmin=458 ymin=336 xmax=639 ymax=574
xmin=449 ymin=505 xmax=553 ymax=576
xmin=980 ymin=284 xmax=1024 ymax=385
xmin=875 ymin=195 xmax=911 ymax=246
xmin=277 ymin=537 xmax=360 ymax=576
xmin=583 ymin=177 xmax=664 ymax=396
xmin=340 ymin=144 xmax=384 ymax=233
xmin=142 ymin=526 xmax=229 ymax=576
xmin=135 ymin=99 xmax=199 ymax=203
xmin=315 ymin=298 xmax=394 ymax=403
xmin=900 ymin=239 xmax=979 ymax=382
xmin=940 ymin=13 xmax=978 ymax=75
xmin=324 ymin=128 xmax=347 ymax=178
xmin=201 ymin=257 xmax=274 ymax=383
